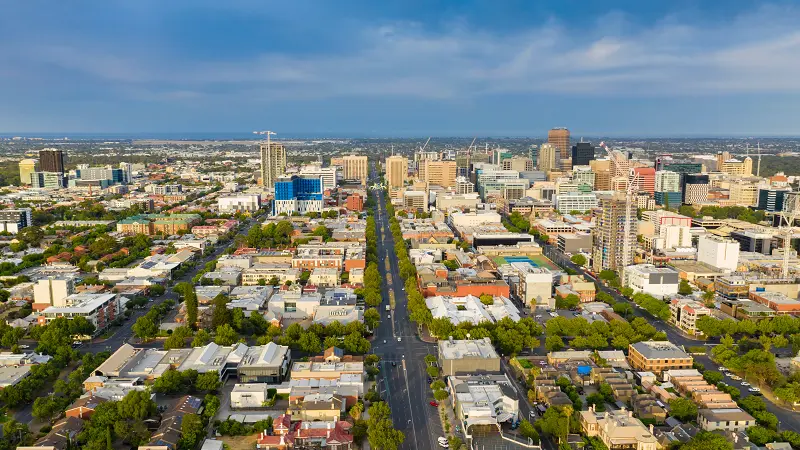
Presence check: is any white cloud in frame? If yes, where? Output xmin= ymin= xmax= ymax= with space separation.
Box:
xmin=4 ymin=4 xmax=800 ymax=102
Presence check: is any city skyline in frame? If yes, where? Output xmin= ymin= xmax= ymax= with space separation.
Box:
xmin=2 ymin=1 xmax=800 ymax=136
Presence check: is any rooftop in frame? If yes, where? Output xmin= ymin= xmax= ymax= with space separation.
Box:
xmin=630 ymin=341 xmax=691 ymax=360
xmin=438 ymin=337 xmax=499 ymax=361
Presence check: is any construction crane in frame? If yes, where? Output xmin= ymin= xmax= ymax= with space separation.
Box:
xmin=781 ymin=192 xmax=800 ymax=278
xmin=464 ymin=137 xmax=477 ymax=177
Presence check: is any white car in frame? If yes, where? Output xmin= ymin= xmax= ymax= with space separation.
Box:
xmin=438 ymin=437 xmax=449 ymax=448
xmin=748 ymin=387 xmax=761 ymax=392
xmin=19 ymin=344 xmax=29 ymax=349
xmin=397 ymin=337 xmax=402 ymax=342
xmin=741 ymin=381 xmax=750 ymax=386
xmin=730 ymin=375 xmax=742 ymax=381
xmin=718 ymin=367 xmax=727 ymax=371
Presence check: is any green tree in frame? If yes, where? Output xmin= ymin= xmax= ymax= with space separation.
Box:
xmin=179 ymin=413 xmax=205 ymax=450
xmin=191 ymin=329 xmax=211 ymax=347
xmin=678 ymin=279 xmax=693 ymax=296
xmin=702 ymin=370 xmax=724 ymax=386
xmin=195 ymin=371 xmax=222 ymax=392
xmin=479 ymin=294 xmax=494 ymax=306
xmin=132 ymin=316 xmax=158 ymax=341
xmin=117 ymin=390 xmax=156 ymax=421
xmin=668 ymin=397 xmax=698 ymax=422
xmin=214 ymin=324 xmax=238 ymax=346
xmin=680 ymin=431 xmax=734 ymax=450
xmin=364 ymin=308 xmax=381 ymax=330
xmin=570 ymin=254 xmax=587 ymax=267
xmin=545 ymin=335 xmax=565 ymax=352
xmin=184 ymin=286 xmax=198 ymax=328
xmin=203 ymin=394 xmax=221 ymax=421
xmin=427 ymin=366 xmax=440 ymax=379
xmin=32 ymin=396 xmax=62 ymax=423
xmin=153 ymin=368 xmax=186 ymax=394
xmin=211 ymin=293 xmax=230 ymax=329
xmin=519 ymin=419 xmax=540 ymax=443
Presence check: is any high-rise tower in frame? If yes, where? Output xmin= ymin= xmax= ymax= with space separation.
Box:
xmin=548 ymin=128 xmax=570 ymax=160
xmin=260 ymin=142 xmax=287 ymax=188
xmin=39 ymin=149 xmax=65 ymax=173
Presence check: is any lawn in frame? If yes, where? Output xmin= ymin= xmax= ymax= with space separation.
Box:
xmin=220 ymin=435 xmax=257 ymax=450
xmin=517 ymin=359 xmax=534 ymax=369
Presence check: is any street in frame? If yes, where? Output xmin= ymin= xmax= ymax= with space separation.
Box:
xmin=370 ymin=172 xmax=440 ymax=450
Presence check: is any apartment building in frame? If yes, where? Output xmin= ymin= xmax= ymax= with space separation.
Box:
xmin=260 ymin=142 xmax=287 ymax=188
xmin=291 ymin=243 xmax=366 ymax=271
xmin=331 ymin=155 xmax=368 ymax=185
xmin=218 ymin=194 xmax=261 ymax=212
xmin=419 ymin=160 xmax=457 ymax=188
xmin=0 ymin=208 xmax=32 ymax=233
xmin=592 ymin=194 xmax=637 ymax=272
xmin=627 ymin=341 xmax=693 ymax=378
xmin=697 ymin=235 xmax=740 ymax=272
xmin=697 ymin=408 xmax=756 ymax=432
xmin=670 ymin=298 xmax=711 ymax=336
xmin=32 ymin=276 xmax=76 ymax=311
xmin=37 ymin=293 xmax=124 ymax=333
xmin=385 ymin=155 xmax=409 ymax=188
xmin=553 ymin=192 xmax=598 ymax=213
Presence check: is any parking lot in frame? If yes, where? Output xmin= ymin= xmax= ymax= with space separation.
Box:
xmin=470 ymin=426 xmax=535 ymax=450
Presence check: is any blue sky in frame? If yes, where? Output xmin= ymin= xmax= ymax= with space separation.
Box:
xmin=2 ymin=0 xmax=800 ymax=137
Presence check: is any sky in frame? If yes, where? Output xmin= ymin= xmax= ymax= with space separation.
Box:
xmin=2 ymin=0 xmax=800 ymax=137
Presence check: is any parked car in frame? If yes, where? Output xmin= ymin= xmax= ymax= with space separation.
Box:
xmin=741 ymin=381 xmax=750 ymax=386
xmin=430 ymin=401 xmax=439 ymax=407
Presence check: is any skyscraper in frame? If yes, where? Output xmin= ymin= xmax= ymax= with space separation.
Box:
xmin=571 ymin=142 xmax=595 ymax=167
xmin=385 ymin=155 xmax=409 ymax=189
xmin=119 ymin=162 xmax=133 ymax=184
xmin=39 ymin=149 xmax=64 ymax=173
xmin=654 ymin=171 xmax=681 ymax=207
xmin=548 ymin=128 xmax=570 ymax=160
xmin=260 ymin=142 xmax=287 ymax=188
xmin=538 ymin=143 xmax=558 ymax=173
xmin=18 ymin=159 xmax=37 ymax=185
xmin=592 ymin=194 xmax=637 ymax=273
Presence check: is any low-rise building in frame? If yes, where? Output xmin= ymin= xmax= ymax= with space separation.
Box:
xmin=438 ymin=337 xmax=500 ymax=377
xmin=623 ymin=264 xmax=680 ymax=299
xmin=426 ymin=294 xmax=520 ymax=325
xmin=579 ymin=408 xmax=658 ymax=450
xmin=448 ymin=373 xmax=519 ymax=431
xmin=669 ymin=298 xmax=711 ymax=336
xmin=697 ymin=408 xmax=756 ymax=432
xmin=218 ymin=194 xmax=261 ymax=212
xmin=37 ymin=293 xmax=125 ymax=333
xmin=627 ymin=341 xmax=693 ymax=378
xmin=309 ymin=268 xmax=340 ymax=287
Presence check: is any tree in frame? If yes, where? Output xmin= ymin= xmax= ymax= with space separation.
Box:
xmin=668 ymin=398 xmax=698 ymax=422
xmin=117 ymin=390 xmax=156 ymax=421
xmin=519 ymin=419 xmax=540 ymax=443
xmin=570 ymin=254 xmax=587 ymax=267
xmin=680 ymin=431 xmax=734 ymax=450
xmin=184 ymin=286 xmax=198 ymax=328
xmin=32 ymin=396 xmax=62 ymax=423
xmin=153 ymin=368 xmax=187 ymax=394
xmin=195 ymin=371 xmax=222 ymax=392
xmin=427 ymin=366 xmax=440 ymax=378
xmin=433 ymin=389 xmax=450 ymax=401
xmin=585 ymin=393 xmax=606 ymax=412
xmin=132 ymin=316 xmax=158 ymax=341
xmin=539 ymin=406 xmax=570 ymax=443
xmin=191 ymin=329 xmax=211 ymax=347
xmin=746 ymin=426 xmax=778 ymax=446
xmin=545 ymin=335 xmax=565 ymax=352
xmin=214 ymin=324 xmax=238 ymax=346
xmin=203 ymin=394 xmax=221 ymax=421
xmin=364 ymin=308 xmax=381 ymax=330
xmin=678 ymin=279 xmax=693 ymax=296
xmin=180 ymin=413 xmax=205 ymax=450
xmin=211 ymin=293 xmax=230 ymax=329
xmin=555 ymin=294 xmax=580 ymax=310
xmin=702 ymin=370 xmax=724 ymax=386
xmin=479 ymin=294 xmax=494 ymax=306
xmin=349 ymin=402 xmax=364 ymax=420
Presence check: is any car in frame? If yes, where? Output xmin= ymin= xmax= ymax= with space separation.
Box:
xmin=397 ymin=337 xmax=402 ymax=342
xmin=72 ymin=341 xmax=82 ymax=347
xmin=437 ymin=437 xmax=448 ymax=444
xmin=740 ymin=381 xmax=750 ymax=386
xmin=19 ymin=344 xmax=29 ymax=349
xmin=718 ymin=366 xmax=727 ymax=371
xmin=392 ymin=361 xmax=397 ymax=367
xmin=748 ymin=387 xmax=761 ymax=392
xmin=730 ymin=375 xmax=742 ymax=381
xmin=529 ymin=411 xmax=536 ymax=418
xmin=534 ymin=314 xmax=542 ymax=319
xmin=438 ymin=442 xmax=449 ymax=449
xmin=430 ymin=401 xmax=439 ymax=407
xmin=387 ymin=314 xmax=391 ymax=319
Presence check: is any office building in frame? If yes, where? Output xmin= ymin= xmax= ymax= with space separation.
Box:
xmin=273 ymin=175 xmax=323 ymax=215
xmin=420 ymin=160 xmax=457 ymax=188
xmin=30 ymin=171 xmax=66 ymax=189
xmin=554 ymin=192 xmax=597 ymax=213
xmin=682 ymin=174 xmax=709 ymax=205
xmin=628 ymin=341 xmax=693 ymax=377
xmin=259 ymin=142 xmax=287 ymax=188
xmin=501 ymin=156 xmax=534 ymax=172
xmin=572 ymin=166 xmax=595 ymax=190
xmin=757 ymin=187 xmax=792 ymax=212
xmin=654 ymin=171 xmax=681 ymax=207
xmin=385 ymin=155 xmax=408 ymax=188
xmin=697 ymin=235 xmax=739 ymax=272
xmin=438 ymin=337 xmax=500 ymax=377
xmin=538 ymin=143 xmax=558 ymax=173
xmin=663 ymin=162 xmax=703 ymax=175
xmin=592 ymin=194 xmax=637 ymax=273
xmin=18 ymin=159 xmax=37 ymax=185
xmin=730 ymin=230 xmax=774 ymax=255
xmin=218 ymin=194 xmax=262 ymax=213
xmin=298 ymin=164 xmax=338 ymax=191
xmin=39 ymin=148 xmax=65 ymax=173
xmin=333 ymin=155 xmax=368 ymax=185
xmin=623 ymin=264 xmax=680 ymax=299
xmin=119 ymin=162 xmax=133 ymax=184
xmin=631 ymin=167 xmax=656 ymax=194
xmin=571 ymin=142 xmax=595 ymax=166
xmin=455 ymin=176 xmax=475 ymax=194
xmin=548 ymin=127 xmax=570 ymax=160
xmin=610 ymin=151 xmax=630 ymax=179
xmin=729 ymin=182 xmax=759 ymax=207
xmin=0 ymin=208 xmax=32 ymax=234
xmin=718 ymin=156 xmax=753 ymax=177
xmin=402 ymin=190 xmax=427 ymax=211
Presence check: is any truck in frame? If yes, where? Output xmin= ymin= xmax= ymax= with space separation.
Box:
xmin=386 ymin=304 xmax=391 ymax=312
